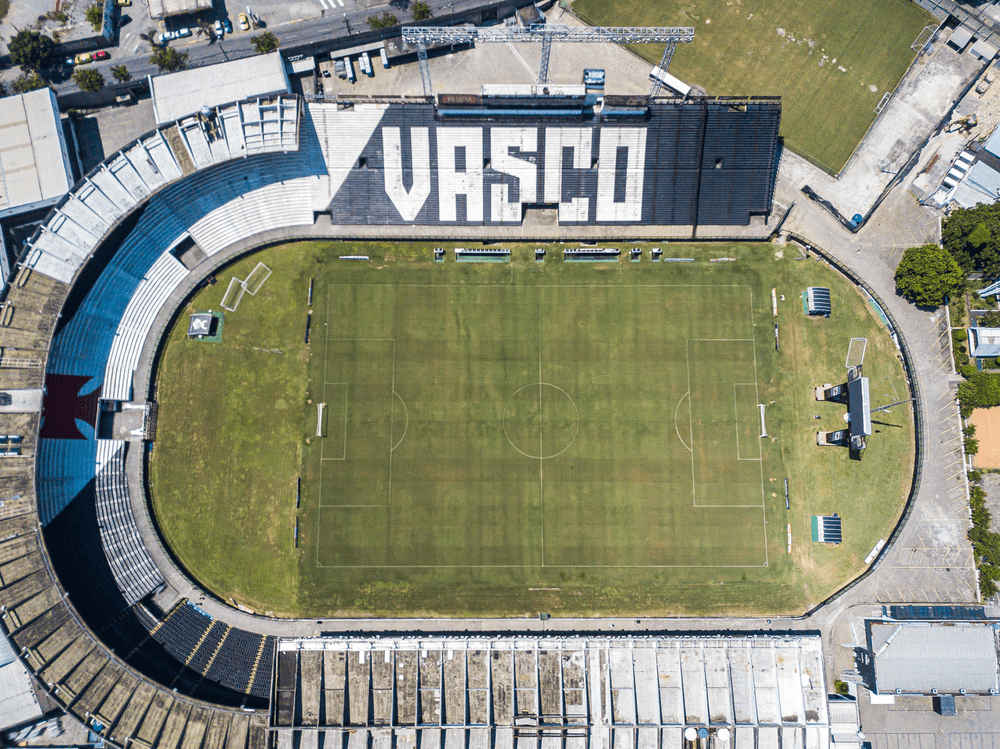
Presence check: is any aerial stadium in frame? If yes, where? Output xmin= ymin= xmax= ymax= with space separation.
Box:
xmin=0 ymin=8 xmax=938 ymax=749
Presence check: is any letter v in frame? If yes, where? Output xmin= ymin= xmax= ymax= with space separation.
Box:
xmin=383 ymin=127 xmax=431 ymax=222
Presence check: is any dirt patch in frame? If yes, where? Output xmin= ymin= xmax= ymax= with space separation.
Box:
xmin=970 ymin=407 xmax=1000 ymax=469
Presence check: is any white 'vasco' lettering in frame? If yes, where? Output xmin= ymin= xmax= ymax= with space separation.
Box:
xmin=382 ymin=126 xmax=647 ymax=223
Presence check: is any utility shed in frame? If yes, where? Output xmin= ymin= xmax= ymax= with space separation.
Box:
xmin=0 ymin=88 xmax=74 ymax=220
xmin=868 ymin=622 xmax=1000 ymax=694
xmin=149 ymin=53 xmax=291 ymax=124
xmin=949 ymin=26 xmax=974 ymax=51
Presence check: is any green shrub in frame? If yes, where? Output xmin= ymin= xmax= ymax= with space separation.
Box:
xmin=966 ymin=437 xmax=980 ymax=455
xmin=969 ymin=485 xmax=1000 ymax=598
xmin=85 ymin=3 xmax=103 ymax=31
xmin=969 ymin=470 xmax=983 ymax=483
xmin=961 ymin=364 xmax=978 ymax=378
xmin=954 ymin=328 xmax=969 ymax=342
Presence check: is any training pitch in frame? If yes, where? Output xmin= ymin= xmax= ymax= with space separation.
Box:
xmin=150 ymin=242 xmax=913 ymax=618
xmin=572 ymin=0 xmax=932 ymax=174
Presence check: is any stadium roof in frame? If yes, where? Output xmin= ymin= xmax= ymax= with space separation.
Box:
xmin=869 ymin=622 xmax=999 ymax=694
xmin=149 ymin=53 xmax=291 ymax=124
xmin=0 ymin=89 xmax=74 ymax=221
xmin=147 ymin=0 xmax=213 ymax=18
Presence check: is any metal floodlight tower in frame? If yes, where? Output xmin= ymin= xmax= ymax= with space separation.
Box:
xmin=401 ymin=24 xmax=695 ymax=97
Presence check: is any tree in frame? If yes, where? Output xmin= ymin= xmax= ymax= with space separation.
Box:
xmin=980 ymin=310 xmax=1000 ymax=328
xmin=85 ymin=3 xmax=104 ymax=31
xmin=412 ymin=1 xmax=431 ymax=20
xmin=894 ymin=243 xmax=964 ymax=307
xmin=250 ymin=31 xmax=280 ymax=54
xmin=8 ymin=30 xmax=57 ymax=72
xmin=943 ymin=203 xmax=1000 ymax=274
xmin=73 ymin=68 xmax=105 ymax=92
xmin=367 ymin=12 xmax=399 ymax=29
xmin=11 ymin=71 xmax=46 ymax=93
xmin=150 ymin=46 xmax=188 ymax=72
xmin=111 ymin=64 xmax=131 ymax=82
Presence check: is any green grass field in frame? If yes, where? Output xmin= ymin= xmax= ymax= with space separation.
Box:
xmin=571 ymin=0 xmax=933 ymax=174
xmin=150 ymin=242 xmax=913 ymax=617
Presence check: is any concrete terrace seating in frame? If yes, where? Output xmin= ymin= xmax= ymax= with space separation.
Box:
xmin=21 ymin=97 xmax=300 ymax=287
xmin=104 ymin=253 xmax=189 ymax=402
xmin=187 ymin=178 xmax=317 ymax=257
xmin=94 ymin=439 xmax=164 ymax=605
xmin=0 ymin=95 xmax=316 ymax=749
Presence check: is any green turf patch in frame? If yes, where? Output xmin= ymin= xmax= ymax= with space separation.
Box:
xmin=571 ymin=0 xmax=933 ymax=173
xmin=150 ymin=241 xmax=914 ymax=617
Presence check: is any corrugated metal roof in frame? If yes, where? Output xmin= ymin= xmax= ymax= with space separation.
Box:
xmin=983 ymin=127 xmax=1000 ymax=159
xmin=150 ymin=53 xmax=291 ymax=124
xmin=970 ymin=327 xmax=1000 ymax=358
xmin=951 ymin=160 xmax=1000 ymax=208
xmin=0 ymin=88 xmax=73 ymax=219
xmin=871 ymin=622 xmax=999 ymax=693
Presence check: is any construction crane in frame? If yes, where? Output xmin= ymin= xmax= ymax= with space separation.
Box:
xmin=401 ymin=24 xmax=695 ymax=97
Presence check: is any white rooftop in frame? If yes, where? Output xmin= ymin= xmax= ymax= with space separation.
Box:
xmin=149 ymin=53 xmax=291 ymax=124
xmin=871 ymin=622 xmax=999 ymax=694
xmin=0 ymin=88 xmax=73 ymax=220
xmin=0 ymin=634 xmax=42 ymax=731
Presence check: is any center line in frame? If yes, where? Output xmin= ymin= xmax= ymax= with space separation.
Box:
xmin=539 ymin=286 xmax=544 ymax=567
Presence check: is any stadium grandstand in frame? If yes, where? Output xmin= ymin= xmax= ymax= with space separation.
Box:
xmin=0 ymin=90 xmax=782 ymax=748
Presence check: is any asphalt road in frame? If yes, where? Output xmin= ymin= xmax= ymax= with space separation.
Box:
xmin=48 ymin=0 xmax=512 ymax=95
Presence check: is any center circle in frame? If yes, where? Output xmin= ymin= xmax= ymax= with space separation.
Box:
xmin=502 ymin=383 xmax=580 ymax=459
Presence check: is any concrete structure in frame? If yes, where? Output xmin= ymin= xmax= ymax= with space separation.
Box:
xmin=0 ymin=89 xmax=74 ymax=221
xmin=866 ymin=621 xmax=1000 ymax=695
xmin=149 ymin=54 xmax=292 ymax=125
xmin=272 ymin=635 xmax=833 ymax=745
xmin=147 ymin=0 xmax=213 ymax=19
xmin=0 ymin=633 xmax=43 ymax=731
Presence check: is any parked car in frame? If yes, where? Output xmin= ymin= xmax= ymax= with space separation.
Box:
xmin=93 ymin=50 xmax=110 ymax=60
xmin=238 ymin=12 xmax=249 ymax=30
xmin=74 ymin=53 xmax=93 ymax=64
xmin=65 ymin=56 xmax=75 ymax=66
xmin=322 ymin=67 xmax=331 ymax=78
xmin=176 ymin=27 xmax=192 ymax=37
xmin=158 ymin=30 xmax=177 ymax=43
xmin=116 ymin=0 xmax=131 ymax=5
xmin=223 ymin=18 xmax=232 ymax=33
xmin=214 ymin=19 xmax=224 ymax=36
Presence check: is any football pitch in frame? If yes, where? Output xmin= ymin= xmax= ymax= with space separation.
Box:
xmin=150 ymin=241 xmax=914 ymax=618
xmin=313 ymin=283 xmax=767 ymax=572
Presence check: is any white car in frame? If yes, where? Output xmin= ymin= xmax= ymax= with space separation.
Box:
xmin=214 ymin=20 xmax=225 ymax=36
xmin=176 ymin=27 xmax=192 ymax=38
xmin=157 ymin=30 xmax=177 ymax=43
